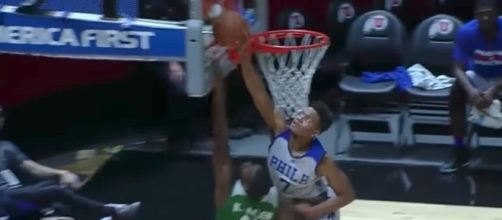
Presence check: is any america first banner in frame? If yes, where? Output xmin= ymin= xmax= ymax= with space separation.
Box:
xmin=0 ymin=6 xmax=188 ymax=61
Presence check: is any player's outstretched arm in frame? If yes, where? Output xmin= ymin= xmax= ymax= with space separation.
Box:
xmin=211 ymin=72 xmax=232 ymax=209
xmin=303 ymin=156 xmax=355 ymax=218
xmin=240 ymin=50 xmax=286 ymax=135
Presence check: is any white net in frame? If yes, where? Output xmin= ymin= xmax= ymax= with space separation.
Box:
xmin=254 ymin=32 xmax=329 ymax=119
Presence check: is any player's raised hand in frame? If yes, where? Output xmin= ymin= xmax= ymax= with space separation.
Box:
xmin=206 ymin=44 xmax=236 ymax=76
xmin=59 ymin=171 xmax=82 ymax=189
xmin=470 ymin=89 xmax=491 ymax=109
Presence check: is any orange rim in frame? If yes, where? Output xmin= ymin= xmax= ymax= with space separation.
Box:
xmin=249 ymin=29 xmax=330 ymax=54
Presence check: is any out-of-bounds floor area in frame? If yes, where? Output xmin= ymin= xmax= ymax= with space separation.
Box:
xmin=6 ymin=57 xmax=502 ymax=219
xmin=40 ymin=146 xmax=502 ymax=220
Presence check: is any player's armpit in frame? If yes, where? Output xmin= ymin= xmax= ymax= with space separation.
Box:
xmin=310 ymin=155 xmax=356 ymax=218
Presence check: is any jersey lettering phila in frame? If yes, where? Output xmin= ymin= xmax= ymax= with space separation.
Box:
xmin=267 ymin=129 xmax=330 ymax=199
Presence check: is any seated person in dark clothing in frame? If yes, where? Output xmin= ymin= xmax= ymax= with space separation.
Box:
xmin=0 ymin=107 xmax=140 ymax=220
xmin=441 ymin=0 xmax=502 ymax=174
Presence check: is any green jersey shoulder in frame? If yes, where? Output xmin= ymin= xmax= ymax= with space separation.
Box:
xmin=216 ymin=180 xmax=278 ymax=220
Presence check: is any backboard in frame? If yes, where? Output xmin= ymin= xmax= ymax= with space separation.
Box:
xmin=0 ymin=0 xmax=269 ymax=97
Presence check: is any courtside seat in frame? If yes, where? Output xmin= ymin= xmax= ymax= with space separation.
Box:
xmin=405 ymin=14 xmax=462 ymax=99
xmin=374 ymin=0 xmax=437 ymax=32
xmin=335 ymin=10 xmax=407 ymax=154
xmin=465 ymin=123 xmax=502 ymax=150
xmin=326 ymin=0 xmax=359 ymax=52
xmin=314 ymin=0 xmax=361 ymax=100
xmin=339 ymin=10 xmax=406 ymax=94
xmin=339 ymin=75 xmax=395 ymax=93
xmin=275 ymin=9 xmax=312 ymax=30
xmin=406 ymin=86 xmax=451 ymax=98
xmin=317 ymin=0 xmax=360 ymax=82
xmin=401 ymin=14 xmax=463 ymax=146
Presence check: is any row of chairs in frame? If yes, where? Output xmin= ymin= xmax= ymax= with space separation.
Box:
xmin=272 ymin=0 xmax=476 ymax=51
xmin=330 ymin=10 xmax=491 ymax=154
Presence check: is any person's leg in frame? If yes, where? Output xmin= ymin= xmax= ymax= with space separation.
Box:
xmin=8 ymin=184 xmax=141 ymax=220
xmin=440 ymin=80 xmax=471 ymax=174
xmin=7 ymin=184 xmax=115 ymax=218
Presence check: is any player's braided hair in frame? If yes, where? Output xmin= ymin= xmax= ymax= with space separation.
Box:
xmin=310 ymin=100 xmax=334 ymax=133
xmin=247 ymin=166 xmax=273 ymax=200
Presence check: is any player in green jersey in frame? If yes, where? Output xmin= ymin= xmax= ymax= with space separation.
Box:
xmin=211 ymin=67 xmax=278 ymax=220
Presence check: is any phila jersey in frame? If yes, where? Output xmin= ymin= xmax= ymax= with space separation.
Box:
xmin=267 ymin=129 xmax=331 ymax=199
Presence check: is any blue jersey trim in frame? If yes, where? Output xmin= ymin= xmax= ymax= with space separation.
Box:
xmin=270 ymin=129 xmax=326 ymax=164
xmin=305 ymin=138 xmax=326 ymax=165
xmin=269 ymin=129 xmax=292 ymax=150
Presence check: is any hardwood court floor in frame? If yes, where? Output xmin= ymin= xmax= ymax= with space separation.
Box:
xmin=343 ymin=200 xmax=502 ymax=220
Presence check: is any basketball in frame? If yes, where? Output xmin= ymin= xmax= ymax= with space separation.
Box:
xmin=212 ymin=10 xmax=250 ymax=49
xmin=203 ymin=0 xmax=237 ymax=20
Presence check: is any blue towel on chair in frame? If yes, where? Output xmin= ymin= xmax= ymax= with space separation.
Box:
xmin=361 ymin=66 xmax=412 ymax=91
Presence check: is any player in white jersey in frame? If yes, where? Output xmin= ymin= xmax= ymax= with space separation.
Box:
xmin=236 ymin=45 xmax=355 ymax=219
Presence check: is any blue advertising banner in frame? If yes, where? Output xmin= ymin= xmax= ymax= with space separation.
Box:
xmin=4 ymin=0 xmax=139 ymax=17
xmin=0 ymin=6 xmax=188 ymax=61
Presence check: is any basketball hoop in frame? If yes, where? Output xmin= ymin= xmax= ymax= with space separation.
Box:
xmin=248 ymin=29 xmax=330 ymax=119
